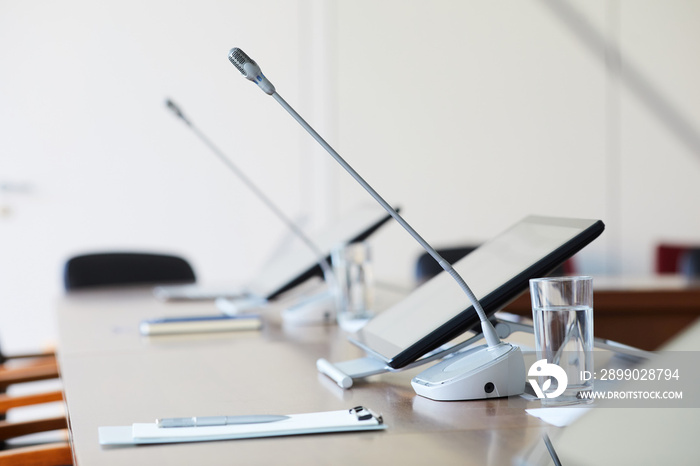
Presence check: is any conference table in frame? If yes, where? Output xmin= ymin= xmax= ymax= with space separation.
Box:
xmin=56 ymin=285 xmax=556 ymax=466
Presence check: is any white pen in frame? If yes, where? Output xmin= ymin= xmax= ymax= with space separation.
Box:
xmin=156 ymin=415 xmax=290 ymax=428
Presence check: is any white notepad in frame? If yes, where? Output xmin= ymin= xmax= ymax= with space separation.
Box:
xmin=99 ymin=407 xmax=386 ymax=445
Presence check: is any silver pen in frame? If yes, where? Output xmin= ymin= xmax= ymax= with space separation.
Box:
xmin=156 ymin=415 xmax=290 ymax=428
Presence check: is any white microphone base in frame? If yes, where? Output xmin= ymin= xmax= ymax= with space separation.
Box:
xmin=282 ymin=291 xmax=336 ymax=326
xmin=216 ymin=296 xmax=268 ymax=315
xmin=411 ymin=342 xmax=525 ymax=401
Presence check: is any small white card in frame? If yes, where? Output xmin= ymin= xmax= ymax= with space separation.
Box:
xmin=525 ymin=406 xmax=592 ymax=427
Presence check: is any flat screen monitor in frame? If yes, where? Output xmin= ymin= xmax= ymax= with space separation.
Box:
xmin=250 ymin=204 xmax=396 ymax=299
xmin=155 ymin=205 xmax=395 ymax=301
xmin=352 ymin=215 xmax=605 ymax=369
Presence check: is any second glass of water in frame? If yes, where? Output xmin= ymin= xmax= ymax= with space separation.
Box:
xmin=331 ymin=241 xmax=375 ymax=329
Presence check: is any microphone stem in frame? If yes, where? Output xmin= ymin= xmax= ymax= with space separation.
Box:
xmin=184 ymin=118 xmax=336 ymax=286
xmin=272 ymin=92 xmax=501 ymax=347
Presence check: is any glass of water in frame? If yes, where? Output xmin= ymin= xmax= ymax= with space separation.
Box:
xmin=529 ymin=276 xmax=594 ymax=405
xmin=331 ymin=241 xmax=375 ymax=330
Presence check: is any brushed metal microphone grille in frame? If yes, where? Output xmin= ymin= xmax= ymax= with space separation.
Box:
xmin=228 ymin=48 xmax=251 ymax=75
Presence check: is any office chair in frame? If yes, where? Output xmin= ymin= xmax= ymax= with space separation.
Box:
xmin=63 ymin=252 xmax=196 ymax=291
xmin=679 ymin=249 xmax=700 ymax=277
xmin=0 ymin=348 xmax=61 ymax=421
xmin=0 ymin=251 xmax=197 ymax=464
xmin=0 ymin=291 xmax=64 ymax=464
xmin=0 ymin=355 xmax=71 ymax=466
xmin=0 ymin=388 xmax=71 ymax=466
xmin=0 ymin=357 xmax=59 ymax=392
xmin=656 ymin=243 xmax=692 ymax=274
xmin=0 ymin=441 xmax=71 ymax=466
xmin=655 ymin=243 xmax=700 ymax=277
xmin=415 ymin=246 xmax=478 ymax=284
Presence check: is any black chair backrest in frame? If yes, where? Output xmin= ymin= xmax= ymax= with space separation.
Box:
xmin=415 ymin=246 xmax=478 ymax=284
xmin=679 ymin=249 xmax=700 ymax=277
xmin=63 ymin=252 xmax=195 ymax=291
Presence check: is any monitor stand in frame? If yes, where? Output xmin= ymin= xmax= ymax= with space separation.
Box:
xmin=317 ymin=313 xmax=653 ymax=390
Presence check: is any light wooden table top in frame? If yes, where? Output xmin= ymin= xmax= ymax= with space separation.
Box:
xmin=56 ymin=287 xmax=552 ymax=466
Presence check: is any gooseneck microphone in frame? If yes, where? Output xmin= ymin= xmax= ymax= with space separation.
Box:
xmin=228 ymin=48 xmax=276 ymax=95
xmin=227 ymin=47 xmax=501 ymax=348
xmin=164 ymin=98 xmax=335 ymax=289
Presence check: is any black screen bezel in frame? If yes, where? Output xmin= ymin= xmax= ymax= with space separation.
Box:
xmin=353 ymin=216 xmax=605 ymax=369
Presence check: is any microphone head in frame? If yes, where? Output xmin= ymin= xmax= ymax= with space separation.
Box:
xmin=228 ymin=48 xmax=254 ymax=76
xmin=228 ymin=47 xmax=276 ymax=95
xmin=165 ymin=98 xmax=191 ymax=125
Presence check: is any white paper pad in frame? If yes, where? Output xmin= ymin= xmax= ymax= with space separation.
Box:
xmin=99 ymin=409 xmax=386 ymax=445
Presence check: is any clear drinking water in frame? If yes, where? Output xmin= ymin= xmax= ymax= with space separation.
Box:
xmin=533 ymin=305 xmax=594 ymax=404
xmin=530 ymin=275 xmax=594 ymax=405
xmin=331 ymin=242 xmax=375 ymax=326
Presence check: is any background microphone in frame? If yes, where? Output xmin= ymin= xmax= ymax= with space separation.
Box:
xmin=166 ymin=100 xmax=191 ymax=124
xmin=227 ymin=47 xmax=502 ymax=348
xmin=164 ymin=98 xmax=336 ymax=300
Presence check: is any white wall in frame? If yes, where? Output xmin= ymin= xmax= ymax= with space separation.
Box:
xmin=1 ymin=0 xmax=699 ymax=353
xmin=330 ymin=0 xmax=700 ymax=284
xmin=0 ymin=0 xmax=320 ymax=352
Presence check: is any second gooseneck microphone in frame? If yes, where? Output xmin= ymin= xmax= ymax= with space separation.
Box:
xmin=164 ymin=98 xmax=336 ymax=288
xmin=227 ymin=47 xmax=501 ymax=348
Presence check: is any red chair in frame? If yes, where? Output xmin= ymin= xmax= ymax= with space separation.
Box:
xmin=656 ymin=244 xmax=693 ymax=274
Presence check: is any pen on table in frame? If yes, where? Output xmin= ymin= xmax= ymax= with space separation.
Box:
xmin=156 ymin=415 xmax=290 ymax=428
